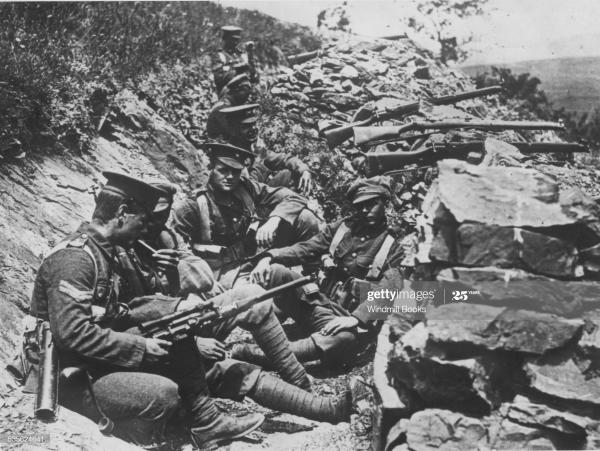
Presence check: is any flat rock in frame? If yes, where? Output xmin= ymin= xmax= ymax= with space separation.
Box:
xmin=504 ymin=395 xmax=595 ymax=436
xmin=433 ymin=159 xmax=579 ymax=228
xmin=431 ymin=222 xmax=579 ymax=278
xmin=436 ymin=266 xmax=587 ymax=316
xmin=427 ymin=304 xmax=583 ymax=354
xmin=339 ymin=65 xmax=359 ymax=80
xmin=525 ymin=353 xmax=600 ymax=407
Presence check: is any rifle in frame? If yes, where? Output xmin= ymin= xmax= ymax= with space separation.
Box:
xmin=364 ymin=141 xmax=588 ymax=176
xmin=431 ymin=86 xmax=503 ymax=105
xmin=139 ymin=274 xmax=315 ymax=342
xmin=323 ymin=101 xmax=420 ymax=148
xmin=353 ymin=119 xmax=565 ymax=146
xmin=287 ymin=50 xmax=321 ymax=66
xmin=34 ymin=321 xmax=59 ymax=421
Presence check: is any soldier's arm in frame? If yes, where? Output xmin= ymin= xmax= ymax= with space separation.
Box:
xmin=262 ymin=151 xmax=310 ymax=178
xmin=45 ymin=249 xmax=147 ymax=369
xmin=267 ymin=220 xmax=340 ymax=266
xmin=247 ymin=178 xmax=308 ymax=225
xmin=172 ymin=198 xmax=206 ymax=246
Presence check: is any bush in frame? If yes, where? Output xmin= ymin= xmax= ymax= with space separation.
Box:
xmin=0 ymin=2 xmax=321 ymax=160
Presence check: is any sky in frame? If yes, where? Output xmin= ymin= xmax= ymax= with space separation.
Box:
xmin=218 ymin=0 xmax=600 ymax=64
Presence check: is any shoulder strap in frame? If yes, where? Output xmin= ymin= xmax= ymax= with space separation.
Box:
xmin=196 ymin=193 xmax=214 ymax=242
xmin=366 ymin=234 xmax=396 ymax=280
xmin=329 ymin=222 xmax=351 ymax=256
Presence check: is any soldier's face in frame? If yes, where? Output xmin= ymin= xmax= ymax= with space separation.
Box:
xmin=231 ymin=83 xmax=251 ymax=104
xmin=145 ymin=200 xmax=171 ymax=239
xmin=211 ymin=162 xmax=242 ymax=192
xmin=118 ymin=210 xmax=150 ymax=247
xmin=354 ymin=198 xmax=386 ymax=227
xmin=224 ymin=35 xmax=241 ymax=49
xmin=239 ymin=122 xmax=258 ymax=144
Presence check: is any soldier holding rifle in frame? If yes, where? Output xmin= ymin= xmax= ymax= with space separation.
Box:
xmin=211 ymin=25 xmax=259 ymax=94
xmin=27 ymin=172 xmax=264 ymax=448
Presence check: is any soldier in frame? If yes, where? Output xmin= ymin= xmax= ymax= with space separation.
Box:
xmin=205 ymin=73 xmax=252 ymax=139
xmin=173 ymin=142 xmax=320 ymax=288
xmin=232 ymin=177 xmax=405 ymax=368
xmin=210 ymin=103 xmax=313 ymax=195
xmin=123 ymin=181 xmax=312 ymax=391
xmin=125 ymin=183 xmax=365 ymax=424
xmin=211 ymin=25 xmax=258 ymax=94
xmin=28 ymin=172 xmax=263 ymax=448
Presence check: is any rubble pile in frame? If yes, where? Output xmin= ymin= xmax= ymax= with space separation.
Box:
xmin=380 ymin=154 xmax=600 ymax=450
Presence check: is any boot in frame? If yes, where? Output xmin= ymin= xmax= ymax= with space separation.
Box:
xmin=251 ymin=313 xmax=311 ymax=390
xmin=248 ymin=372 xmax=351 ymax=424
xmin=191 ymin=413 xmax=265 ymax=450
xmin=231 ymin=336 xmax=320 ymax=369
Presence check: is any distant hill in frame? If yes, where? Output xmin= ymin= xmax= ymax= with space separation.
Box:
xmin=463 ymin=56 xmax=600 ymax=113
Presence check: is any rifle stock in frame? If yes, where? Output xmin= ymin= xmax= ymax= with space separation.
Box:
xmin=140 ymin=274 xmax=315 ymax=342
xmin=354 ymin=119 xmax=565 ymax=146
xmin=364 ymin=141 xmax=588 ymax=176
xmin=324 ymin=101 xmax=420 ymax=148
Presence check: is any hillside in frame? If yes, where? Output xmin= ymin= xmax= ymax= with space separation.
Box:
xmin=463 ymin=55 xmax=600 ymax=113
xmin=2 ymin=2 xmax=600 ymax=451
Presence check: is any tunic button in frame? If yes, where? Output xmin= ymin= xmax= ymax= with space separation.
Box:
xmin=360 ymin=237 xmax=365 ymax=242
xmin=345 ymin=267 xmax=349 ymax=272
xmin=352 ymin=252 xmax=357 ymax=258
xmin=233 ymin=218 xmax=238 ymax=223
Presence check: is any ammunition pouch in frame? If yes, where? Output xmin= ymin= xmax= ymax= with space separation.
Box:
xmin=327 ymin=278 xmax=371 ymax=313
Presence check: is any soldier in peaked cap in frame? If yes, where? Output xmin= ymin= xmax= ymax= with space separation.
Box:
xmin=211 ymin=25 xmax=258 ymax=94
xmin=206 ymin=73 xmax=252 ymax=138
xmin=208 ymin=102 xmax=315 ymax=196
xmin=229 ymin=176 xmax=406 ymax=369
xmin=173 ymin=142 xmax=320 ymax=289
xmin=27 ymin=171 xmax=264 ymax=447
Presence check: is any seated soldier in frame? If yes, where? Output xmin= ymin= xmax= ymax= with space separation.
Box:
xmin=211 ymin=25 xmax=258 ymax=94
xmin=124 ymin=182 xmax=365 ymax=423
xmin=205 ymin=73 xmax=252 ymax=138
xmin=27 ymin=172 xmax=263 ymax=448
xmin=233 ymin=177 xmax=405 ymax=368
xmin=173 ymin=142 xmax=320 ymax=290
xmin=208 ymin=101 xmax=313 ymax=195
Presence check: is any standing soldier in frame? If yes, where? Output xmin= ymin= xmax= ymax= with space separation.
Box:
xmin=172 ymin=142 xmax=320 ymax=289
xmin=28 ymin=172 xmax=264 ymax=448
xmin=234 ymin=177 xmax=405 ymax=368
xmin=211 ymin=25 xmax=258 ymax=95
xmin=208 ymin=103 xmax=313 ymax=195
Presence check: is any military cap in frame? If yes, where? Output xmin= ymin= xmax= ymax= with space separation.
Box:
xmin=150 ymin=182 xmax=178 ymax=213
xmin=347 ymin=176 xmax=392 ymax=205
xmin=101 ymin=171 xmax=165 ymax=213
xmin=204 ymin=142 xmax=255 ymax=169
xmin=221 ymin=103 xmax=259 ymax=125
xmin=221 ymin=25 xmax=242 ymax=36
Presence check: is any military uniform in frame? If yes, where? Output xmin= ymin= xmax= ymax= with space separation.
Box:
xmin=172 ymin=150 xmax=319 ymax=286
xmin=234 ymin=177 xmax=404 ymax=367
xmin=211 ymin=26 xmax=258 ymax=93
xmin=27 ymin=173 xmax=255 ymax=446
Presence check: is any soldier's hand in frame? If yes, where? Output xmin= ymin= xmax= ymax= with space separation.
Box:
xmin=251 ymin=256 xmax=273 ymax=286
xmin=153 ymin=249 xmax=181 ymax=270
xmin=320 ymin=316 xmax=359 ymax=336
xmin=195 ymin=337 xmax=227 ymax=361
xmin=144 ymin=338 xmax=171 ymax=364
xmin=256 ymin=216 xmax=281 ymax=248
xmin=322 ymin=255 xmax=336 ymax=271
xmin=297 ymin=171 xmax=312 ymax=196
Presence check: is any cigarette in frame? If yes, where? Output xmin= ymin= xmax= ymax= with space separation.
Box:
xmin=138 ymin=240 xmax=157 ymax=254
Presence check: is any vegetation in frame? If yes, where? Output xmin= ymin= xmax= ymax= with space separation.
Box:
xmin=474 ymin=66 xmax=600 ymax=153
xmin=0 ymin=2 xmax=320 ymax=160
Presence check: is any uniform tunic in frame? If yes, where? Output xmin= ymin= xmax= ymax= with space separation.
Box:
xmin=211 ymin=48 xmax=247 ymax=93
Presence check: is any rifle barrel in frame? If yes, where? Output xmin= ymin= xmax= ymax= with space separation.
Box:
xmin=354 ymin=120 xmax=565 ymax=146
xmin=431 ymin=86 xmax=503 ymax=105
xmin=35 ymin=322 xmax=59 ymax=421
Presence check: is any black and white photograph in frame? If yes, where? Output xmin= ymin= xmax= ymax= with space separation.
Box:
xmin=1 ymin=1 xmax=600 ymax=450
